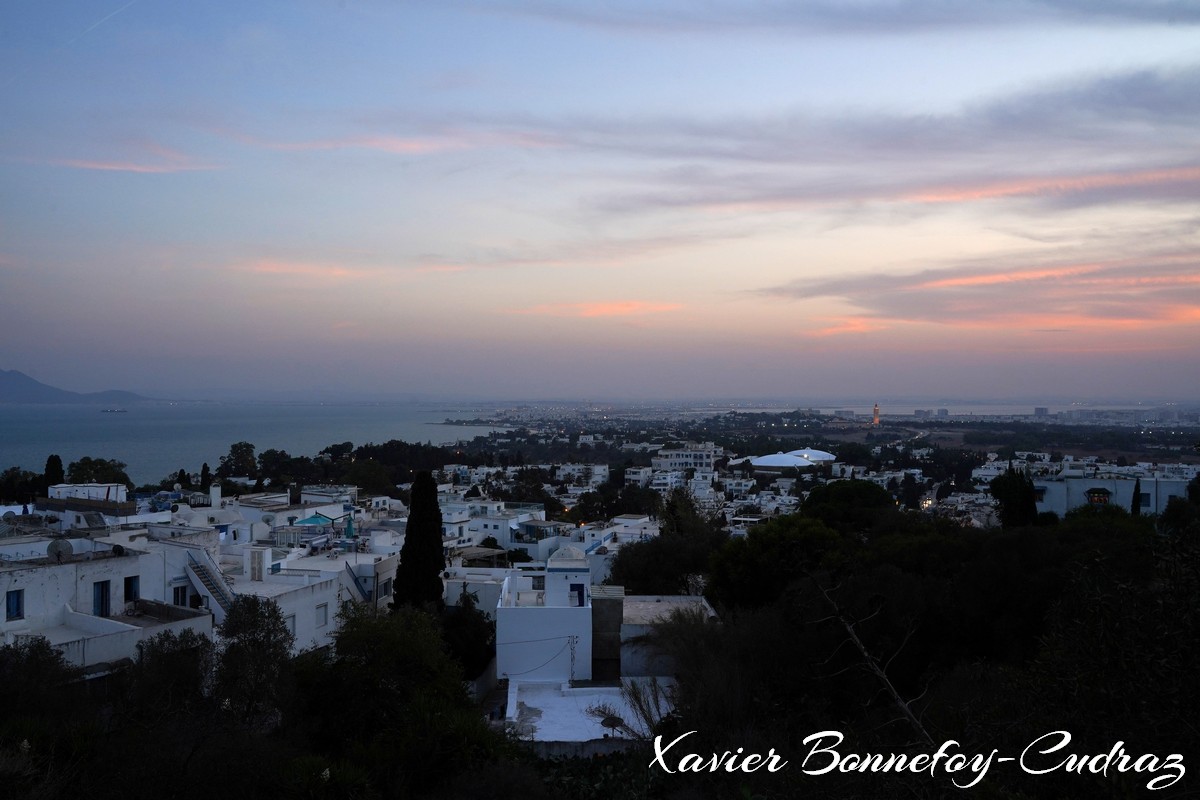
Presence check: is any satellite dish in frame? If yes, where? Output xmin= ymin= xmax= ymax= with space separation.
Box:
xmin=262 ymin=514 xmax=276 ymax=525
xmin=173 ymin=483 xmax=182 ymax=492
xmin=2 ymin=511 xmax=14 ymax=522
xmin=47 ymin=539 xmax=73 ymax=562
xmin=113 ymin=544 xmax=126 ymax=556
xmin=170 ymin=504 xmax=180 ymax=513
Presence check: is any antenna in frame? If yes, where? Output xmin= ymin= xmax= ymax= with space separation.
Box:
xmin=47 ymin=539 xmax=73 ymax=562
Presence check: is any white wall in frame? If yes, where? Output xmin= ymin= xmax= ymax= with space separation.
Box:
xmin=269 ymin=578 xmax=340 ymax=652
xmin=496 ymin=604 xmax=592 ymax=682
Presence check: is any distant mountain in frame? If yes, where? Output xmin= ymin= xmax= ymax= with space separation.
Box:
xmin=0 ymin=369 xmax=151 ymax=405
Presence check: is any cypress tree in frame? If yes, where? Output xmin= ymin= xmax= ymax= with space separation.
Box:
xmin=394 ymin=471 xmax=446 ymax=610
xmin=1131 ymin=477 xmax=1142 ymax=517
xmin=990 ymin=464 xmax=1038 ymax=528
xmin=44 ymin=454 xmax=65 ymax=486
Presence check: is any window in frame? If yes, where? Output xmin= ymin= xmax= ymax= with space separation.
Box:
xmin=173 ymin=586 xmax=188 ymax=606
xmin=124 ymin=575 xmax=140 ymax=603
xmin=285 ymin=615 xmax=296 ymax=635
xmin=316 ymin=603 xmax=328 ymax=628
xmin=93 ymin=580 xmax=111 ymax=617
xmin=379 ymin=578 xmax=393 ymax=597
xmin=6 ymin=589 xmax=23 ymax=621
xmin=531 ymin=576 xmax=545 ymax=591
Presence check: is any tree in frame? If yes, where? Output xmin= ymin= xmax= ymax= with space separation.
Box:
xmin=65 ymin=456 xmax=132 ymax=488
xmin=989 ymin=464 xmax=1038 ymax=528
xmin=215 ymin=595 xmax=294 ymax=726
xmin=609 ymin=490 xmax=726 ymax=595
xmin=301 ymin=605 xmax=504 ymax=796
xmin=0 ymin=636 xmax=82 ymax=722
xmin=0 ymin=466 xmax=40 ymax=503
xmin=200 ymin=462 xmax=212 ymax=490
xmin=707 ymin=515 xmax=844 ymax=608
xmin=321 ymin=441 xmax=354 ymax=461
xmin=216 ymin=441 xmax=257 ymax=480
xmin=341 ymin=458 xmax=395 ymax=496
xmin=1131 ymin=476 xmax=1142 ymax=517
xmin=394 ymin=471 xmax=446 ymax=609
xmin=802 ymin=479 xmax=894 ymax=534
xmin=441 ymin=589 xmax=496 ymax=680
xmin=43 ymin=453 xmax=64 ymax=486
xmin=899 ymin=473 xmax=922 ymax=510
xmin=125 ymin=628 xmax=215 ymax=719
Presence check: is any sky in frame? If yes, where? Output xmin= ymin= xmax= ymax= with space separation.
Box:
xmin=2 ymin=0 xmax=1198 ymax=402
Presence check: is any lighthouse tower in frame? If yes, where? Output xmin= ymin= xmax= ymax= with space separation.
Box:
xmin=873 ymin=403 xmax=880 ymax=426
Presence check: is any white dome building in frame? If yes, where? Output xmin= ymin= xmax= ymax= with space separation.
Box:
xmin=787 ymin=448 xmax=837 ymax=463
xmin=749 ymin=452 xmax=816 ymax=471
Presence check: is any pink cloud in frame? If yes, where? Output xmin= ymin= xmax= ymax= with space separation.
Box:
xmin=906 ymin=165 xmax=1200 ymax=204
xmin=49 ymin=158 xmax=219 ymax=174
xmin=235 ymin=129 xmax=561 ymax=157
xmin=514 ymin=301 xmax=682 ymax=318
xmin=238 ymin=259 xmax=374 ymax=281
xmin=45 ymin=140 xmax=220 ymax=174
xmin=266 ymin=134 xmax=468 ymax=155
xmin=808 ymin=317 xmax=889 ymax=337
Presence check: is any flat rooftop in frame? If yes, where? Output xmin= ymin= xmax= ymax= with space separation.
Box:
xmin=507 ymin=679 xmax=673 ymax=742
xmin=623 ymin=595 xmax=716 ymax=626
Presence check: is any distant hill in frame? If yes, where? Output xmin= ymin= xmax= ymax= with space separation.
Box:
xmin=0 ymin=369 xmax=151 ymax=405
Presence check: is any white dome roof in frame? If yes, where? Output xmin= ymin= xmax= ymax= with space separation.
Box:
xmin=786 ymin=448 xmax=837 ymax=462
xmin=750 ymin=452 xmax=815 ymax=469
xmin=549 ymin=544 xmax=587 ymax=561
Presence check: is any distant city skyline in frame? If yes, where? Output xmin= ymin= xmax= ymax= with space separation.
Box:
xmin=3 ymin=1 xmax=1198 ymax=401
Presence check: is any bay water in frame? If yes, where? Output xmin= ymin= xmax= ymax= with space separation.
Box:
xmin=0 ymin=402 xmax=502 ymax=486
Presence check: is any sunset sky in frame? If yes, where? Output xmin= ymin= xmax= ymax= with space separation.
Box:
xmin=2 ymin=1 xmax=1198 ymax=401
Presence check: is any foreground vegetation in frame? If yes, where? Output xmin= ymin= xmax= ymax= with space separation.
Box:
xmin=4 ymin=478 xmax=1196 ymax=798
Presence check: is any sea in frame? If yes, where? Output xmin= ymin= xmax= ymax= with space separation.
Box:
xmin=0 ymin=402 xmax=505 ymax=487
xmin=2 ymin=398 xmax=1177 ymax=488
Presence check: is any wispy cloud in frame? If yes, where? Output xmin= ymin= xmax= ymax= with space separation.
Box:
xmin=45 ymin=141 xmax=219 ymax=174
xmin=416 ymin=229 xmax=748 ymax=272
xmin=234 ymin=259 xmax=380 ymax=282
xmin=809 ymin=318 xmax=890 ymax=337
xmin=260 ymin=134 xmax=469 ymax=155
xmin=233 ymin=128 xmax=560 ymax=156
xmin=903 ymin=165 xmax=1200 ymax=204
xmin=513 ymin=301 xmax=682 ymax=317
xmin=461 ymin=0 xmax=1200 ymax=34
xmin=760 ymin=250 xmax=1200 ymax=340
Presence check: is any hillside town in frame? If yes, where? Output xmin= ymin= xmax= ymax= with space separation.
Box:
xmin=2 ymin=404 xmax=1199 ymax=797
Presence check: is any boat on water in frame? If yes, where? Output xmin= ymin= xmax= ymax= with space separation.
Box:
xmin=101 ymin=408 xmax=127 ymax=413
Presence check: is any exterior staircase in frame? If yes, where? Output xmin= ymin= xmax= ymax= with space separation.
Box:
xmin=186 ymin=552 xmax=236 ymax=624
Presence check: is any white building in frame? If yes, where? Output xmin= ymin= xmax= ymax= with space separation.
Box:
xmin=1034 ymin=476 xmax=1190 ymax=518
xmin=651 ymin=442 xmax=722 ymax=472
xmin=496 ymin=546 xmax=593 ymax=682
xmin=650 ymin=471 xmax=685 ymax=495
xmin=1 ymin=533 xmax=212 ymax=670
xmin=36 ymin=483 xmax=137 ymax=529
xmin=624 ymin=467 xmax=652 ymax=488
xmin=556 ymin=463 xmax=610 ymax=487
